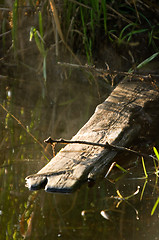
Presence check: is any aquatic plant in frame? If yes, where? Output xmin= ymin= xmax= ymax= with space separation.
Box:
xmin=1 ymin=0 xmax=159 ymax=72
xmin=29 ymin=11 xmax=47 ymax=83
xmin=151 ymin=147 xmax=159 ymax=215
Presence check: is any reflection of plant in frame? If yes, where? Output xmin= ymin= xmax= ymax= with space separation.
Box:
xmin=20 ymin=192 xmax=38 ymax=238
xmin=136 ymin=148 xmax=159 ymax=216
xmin=104 ymin=147 xmax=159 ymax=217
xmin=110 ymin=187 xmax=140 ymax=220
xmin=151 ymin=147 xmax=159 ymax=215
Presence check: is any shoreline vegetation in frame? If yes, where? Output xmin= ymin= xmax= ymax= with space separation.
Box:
xmin=0 ymin=0 xmax=159 ymax=81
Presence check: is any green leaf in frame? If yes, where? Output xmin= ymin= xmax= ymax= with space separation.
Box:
xmin=126 ymin=28 xmax=148 ymax=42
xmin=119 ymin=23 xmax=135 ymax=40
xmin=39 ymin=11 xmax=43 ymax=37
xmin=43 ymin=56 xmax=47 ymax=82
xmin=140 ymin=179 xmax=147 ymax=201
xmin=153 ymin=147 xmax=159 ymax=161
xmin=34 ymin=29 xmax=45 ymax=56
xmin=41 ymin=151 xmax=50 ymax=162
xmin=101 ymin=0 xmax=107 ymax=33
xmin=141 ymin=157 xmax=148 ymax=178
xmin=115 ymin=163 xmax=128 ymax=173
xmin=29 ymin=27 xmax=34 ymax=41
xmin=151 ymin=197 xmax=159 ymax=215
xmin=29 ymin=27 xmax=45 ymax=56
xmin=137 ymin=52 xmax=159 ymax=69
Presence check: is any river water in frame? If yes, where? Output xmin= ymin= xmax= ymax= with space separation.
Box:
xmin=1 ymin=62 xmax=159 ymax=240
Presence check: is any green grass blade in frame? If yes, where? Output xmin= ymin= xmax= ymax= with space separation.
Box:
xmin=43 ymin=56 xmax=47 ymax=83
xmin=80 ymin=7 xmax=87 ymax=37
xmin=80 ymin=7 xmax=92 ymax=63
xmin=126 ymin=28 xmax=148 ymax=42
xmin=125 ymin=186 xmax=140 ymax=200
xmin=101 ymin=0 xmax=107 ymax=33
xmin=41 ymin=152 xmax=50 ymax=162
xmin=137 ymin=52 xmax=159 ymax=69
xmin=92 ymin=0 xmax=100 ymax=19
xmin=128 ymin=28 xmax=148 ymax=35
xmin=90 ymin=9 xmax=94 ymax=38
xmin=141 ymin=157 xmax=148 ymax=178
xmin=29 ymin=27 xmax=34 ymax=41
xmin=140 ymin=179 xmax=147 ymax=201
xmin=29 ymin=26 xmax=47 ymax=83
xmin=115 ymin=163 xmax=128 ymax=173
xmin=34 ymin=29 xmax=43 ymax=54
xmin=39 ymin=11 xmax=43 ymax=37
xmin=153 ymin=147 xmax=159 ymax=161
xmin=151 ymin=197 xmax=159 ymax=215
xmin=153 ymin=158 xmax=158 ymax=173
xmin=119 ymin=23 xmax=135 ymax=41
xmin=32 ymin=28 xmax=45 ymax=56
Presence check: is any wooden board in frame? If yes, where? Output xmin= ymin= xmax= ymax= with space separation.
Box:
xmin=25 ymin=78 xmax=159 ymax=193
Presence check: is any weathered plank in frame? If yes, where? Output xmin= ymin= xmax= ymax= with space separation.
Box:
xmin=25 ymin=78 xmax=159 ymax=193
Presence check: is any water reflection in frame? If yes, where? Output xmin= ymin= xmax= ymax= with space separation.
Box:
xmin=0 ymin=67 xmax=159 ymax=239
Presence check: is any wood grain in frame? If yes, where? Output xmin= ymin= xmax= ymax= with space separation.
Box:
xmin=26 ymin=78 xmax=159 ymax=192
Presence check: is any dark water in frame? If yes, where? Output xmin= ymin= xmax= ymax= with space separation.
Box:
xmin=1 ymin=65 xmax=159 ymax=240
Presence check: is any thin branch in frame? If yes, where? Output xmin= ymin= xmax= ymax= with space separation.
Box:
xmin=0 ymin=103 xmax=51 ymax=157
xmin=58 ymin=61 xmax=159 ymax=79
xmin=44 ymin=137 xmax=156 ymax=160
xmin=0 ymin=30 xmax=11 ymax=38
xmin=44 ymin=136 xmax=109 ymax=148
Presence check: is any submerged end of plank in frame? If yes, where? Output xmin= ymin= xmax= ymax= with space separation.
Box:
xmin=26 ymin=175 xmax=48 ymax=191
xmin=25 ymin=173 xmax=87 ymax=193
xmin=25 ymin=163 xmax=92 ymax=193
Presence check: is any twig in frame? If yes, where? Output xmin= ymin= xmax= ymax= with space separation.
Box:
xmin=0 ymin=30 xmax=11 ymax=38
xmin=44 ymin=137 xmax=156 ymax=160
xmin=44 ymin=136 xmax=109 ymax=148
xmin=0 ymin=103 xmax=51 ymax=157
xmin=57 ymin=61 xmax=159 ymax=79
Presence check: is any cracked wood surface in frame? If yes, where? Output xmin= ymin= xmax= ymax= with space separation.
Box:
xmin=25 ymin=78 xmax=159 ymax=193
